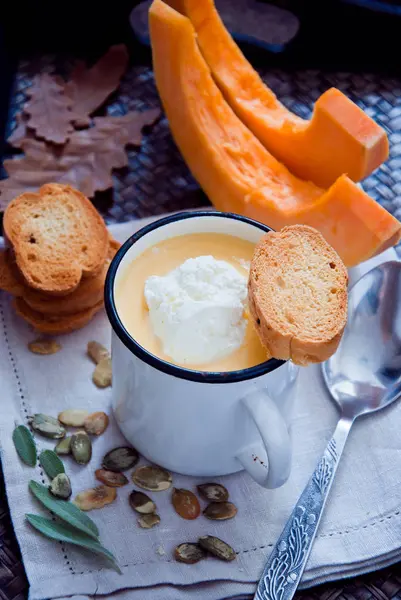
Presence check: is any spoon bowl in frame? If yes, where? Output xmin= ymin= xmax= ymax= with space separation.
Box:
xmin=322 ymin=260 xmax=401 ymax=419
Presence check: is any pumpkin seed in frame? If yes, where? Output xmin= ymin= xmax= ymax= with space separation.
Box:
xmin=102 ymin=447 xmax=139 ymax=472
xmin=132 ymin=465 xmax=172 ymax=492
xmin=172 ymin=488 xmax=200 ymax=520
xmin=95 ymin=469 xmax=128 ymax=488
xmin=92 ymin=357 xmax=112 ymax=388
xmin=137 ymin=513 xmax=160 ymax=529
xmin=58 ymin=409 xmax=89 ymax=427
xmin=129 ymin=490 xmax=156 ymax=514
xmin=198 ymin=536 xmax=236 ymax=561
xmin=29 ymin=414 xmax=66 ymax=439
xmin=87 ymin=340 xmax=110 ymax=364
xmin=74 ymin=485 xmax=117 ymax=511
xmin=55 ymin=436 xmax=72 ymax=455
xmin=49 ymin=473 xmax=72 ymax=499
xmin=203 ymin=501 xmax=237 ymax=521
xmin=28 ymin=338 xmax=61 ymax=355
xmin=175 ymin=543 xmax=206 ymax=564
xmin=71 ymin=431 xmax=92 ymax=465
xmin=84 ymin=412 xmax=109 ymax=435
xmin=197 ymin=483 xmax=229 ymax=503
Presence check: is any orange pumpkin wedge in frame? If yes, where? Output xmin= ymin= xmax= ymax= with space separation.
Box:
xmin=149 ymin=0 xmax=401 ymax=266
xmin=169 ymin=0 xmax=389 ymax=189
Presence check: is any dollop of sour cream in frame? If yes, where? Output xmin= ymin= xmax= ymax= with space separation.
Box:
xmin=144 ymin=255 xmax=248 ymax=365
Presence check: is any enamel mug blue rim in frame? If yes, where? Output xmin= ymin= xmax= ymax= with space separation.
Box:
xmin=104 ymin=211 xmax=285 ymax=384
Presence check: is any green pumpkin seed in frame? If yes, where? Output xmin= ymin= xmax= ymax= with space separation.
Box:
xmin=198 ymin=536 xmax=236 ymax=561
xmin=39 ymin=450 xmax=65 ymax=480
xmin=12 ymin=425 xmax=37 ymax=467
xmin=71 ymin=431 xmax=92 ymax=465
xmin=132 ymin=465 xmax=172 ymax=492
xmin=137 ymin=513 xmax=160 ymax=529
xmin=175 ymin=543 xmax=206 ymax=564
xmin=29 ymin=414 xmax=66 ymax=439
xmin=55 ymin=436 xmax=72 ymax=455
xmin=203 ymin=501 xmax=237 ymax=521
xmin=102 ymin=447 xmax=139 ymax=472
xmin=58 ymin=409 xmax=89 ymax=427
xmin=49 ymin=473 xmax=72 ymax=499
xmin=129 ymin=490 xmax=156 ymax=514
xmin=197 ymin=483 xmax=229 ymax=503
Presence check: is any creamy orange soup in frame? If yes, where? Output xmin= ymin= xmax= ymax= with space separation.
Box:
xmin=115 ymin=233 xmax=269 ymax=372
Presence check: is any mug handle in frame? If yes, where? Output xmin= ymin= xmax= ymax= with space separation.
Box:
xmin=235 ymin=390 xmax=292 ymax=489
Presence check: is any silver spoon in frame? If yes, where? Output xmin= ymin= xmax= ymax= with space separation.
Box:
xmin=253 ymin=260 xmax=401 ymax=600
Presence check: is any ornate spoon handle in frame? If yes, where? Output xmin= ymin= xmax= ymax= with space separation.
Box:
xmin=254 ymin=417 xmax=353 ymax=600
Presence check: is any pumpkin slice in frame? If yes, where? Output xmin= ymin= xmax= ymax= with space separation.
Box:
xmin=149 ymin=0 xmax=401 ymax=266
xmin=170 ymin=0 xmax=388 ymax=188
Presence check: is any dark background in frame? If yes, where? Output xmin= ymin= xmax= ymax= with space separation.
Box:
xmin=0 ymin=0 xmax=400 ymax=169
xmin=0 ymin=0 xmax=401 ymax=125
xmin=1 ymin=0 xmax=401 ymax=71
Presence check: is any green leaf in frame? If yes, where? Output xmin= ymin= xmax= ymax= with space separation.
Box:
xmin=29 ymin=481 xmax=99 ymax=539
xmin=39 ymin=450 xmax=65 ymax=480
xmin=13 ymin=425 xmax=37 ymax=467
xmin=26 ymin=514 xmax=121 ymax=573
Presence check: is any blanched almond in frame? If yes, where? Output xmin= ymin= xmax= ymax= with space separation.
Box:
xmin=58 ymin=409 xmax=89 ymax=427
xmin=28 ymin=338 xmax=61 ymax=355
xmin=87 ymin=341 xmax=110 ymax=364
xmin=92 ymin=357 xmax=112 ymax=388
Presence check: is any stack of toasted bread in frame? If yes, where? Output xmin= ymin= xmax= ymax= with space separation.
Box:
xmin=0 ymin=183 xmax=120 ymax=334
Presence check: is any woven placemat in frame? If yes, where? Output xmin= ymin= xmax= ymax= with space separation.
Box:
xmin=1 ymin=57 xmax=401 ymax=600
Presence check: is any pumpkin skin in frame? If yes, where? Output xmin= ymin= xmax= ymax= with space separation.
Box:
xmin=149 ymin=0 xmax=401 ymax=266
xmin=169 ymin=0 xmax=389 ymax=189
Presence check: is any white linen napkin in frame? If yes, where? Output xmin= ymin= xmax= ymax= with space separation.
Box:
xmin=0 ymin=215 xmax=400 ymax=600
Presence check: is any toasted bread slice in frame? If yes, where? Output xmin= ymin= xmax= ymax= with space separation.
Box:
xmin=0 ymin=250 xmax=25 ymax=296
xmin=3 ymin=183 xmax=109 ymax=295
xmin=24 ymin=274 xmax=105 ymax=316
xmin=23 ymin=236 xmax=120 ymax=315
xmin=0 ymin=237 xmax=120 ymax=316
xmin=248 ymin=225 xmax=348 ymax=366
xmin=14 ymin=298 xmax=104 ymax=335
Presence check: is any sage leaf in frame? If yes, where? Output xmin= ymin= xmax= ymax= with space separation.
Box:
xmin=26 ymin=514 xmax=121 ymax=573
xmin=39 ymin=450 xmax=65 ymax=480
xmin=29 ymin=481 xmax=99 ymax=539
xmin=13 ymin=425 xmax=37 ymax=467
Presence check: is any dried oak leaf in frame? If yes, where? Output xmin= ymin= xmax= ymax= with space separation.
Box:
xmin=0 ymin=109 xmax=160 ymax=209
xmin=7 ymin=113 xmax=36 ymax=149
xmin=24 ymin=74 xmax=73 ymax=145
xmin=65 ymin=45 xmax=129 ymax=128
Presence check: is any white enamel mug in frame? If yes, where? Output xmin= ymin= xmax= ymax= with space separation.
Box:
xmin=105 ymin=212 xmax=299 ymax=489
